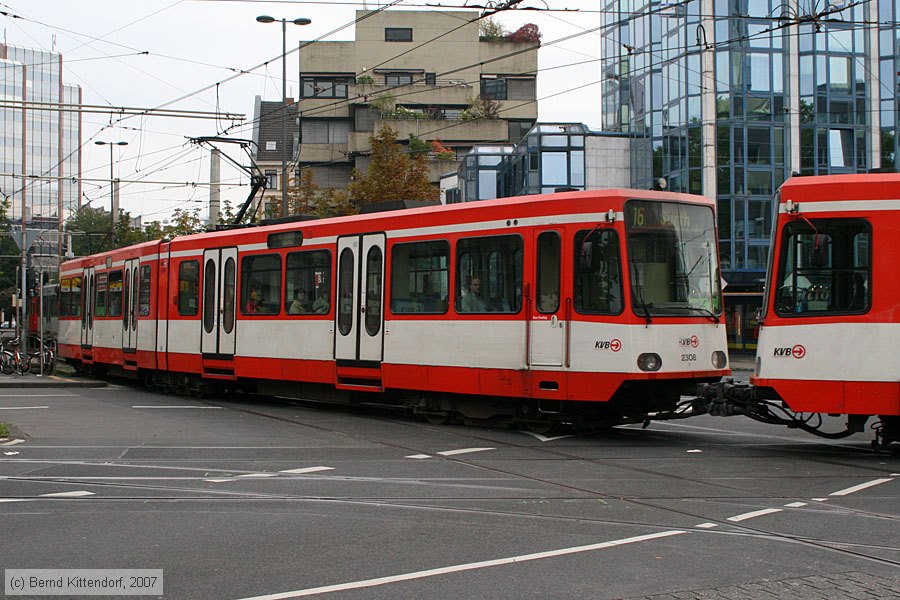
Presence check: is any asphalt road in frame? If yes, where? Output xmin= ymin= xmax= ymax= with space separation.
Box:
xmin=0 ymin=383 xmax=898 ymax=599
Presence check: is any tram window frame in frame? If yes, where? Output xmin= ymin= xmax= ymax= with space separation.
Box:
xmin=59 ymin=278 xmax=71 ymax=317
xmin=177 ymin=260 xmax=200 ymax=316
xmin=284 ymin=250 xmax=331 ymax=316
xmin=240 ymin=254 xmax=282 ymax=315
xmin=94 ymin=273 xmax=108 ymax=318
xmin=390 ymin=240 xmax=450 ymax=315
xmin=773 ymin=218 xmax=871 ymax=317
xmin=138 ymin=266 xmax=152 ymax=316
xmin=536 ymin=232 xmax=561 ymax=314
xmin=573 ymin=229 xmax=624 ymax=315
xmin=456 ymin=235 xmax=523 ymax=314
xmin=69 ymin=276 xmax=82 ymax=318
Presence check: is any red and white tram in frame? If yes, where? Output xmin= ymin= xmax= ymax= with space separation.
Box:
xmin=702 ymin=174 xmax=900 ymax=448
xmin=58 ymin=189 xmax=729 ymax=431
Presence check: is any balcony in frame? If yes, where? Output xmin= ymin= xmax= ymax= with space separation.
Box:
xmin=349 ymin=118 xmax=508 ymax=153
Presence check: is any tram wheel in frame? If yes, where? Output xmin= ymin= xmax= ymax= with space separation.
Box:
xmin=421 ymin=412 xmax=451 ymax=426
xmin=523 ymin=419 xmax=559 ymax=435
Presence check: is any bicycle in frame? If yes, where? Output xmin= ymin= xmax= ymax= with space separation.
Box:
xmin=28 ymin=341 xmax=55 ymax=375
xmin=1 ymin=337 xmax=30 ymax=375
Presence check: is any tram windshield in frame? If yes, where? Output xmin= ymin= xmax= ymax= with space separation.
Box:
xmin=624 ymin=200 xmax=722 ymax=317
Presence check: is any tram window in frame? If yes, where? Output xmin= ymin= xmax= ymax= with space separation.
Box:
xmin=240 ymin=254 xmax=281 ymax=315
xmin=70 ymin=276 xmax=82 ymax=318
xmin=365 ymin=246 xmax=383 ymax=336
xmin=337 ymin=248 xmax=354 ymax=335
xmin=285 ymin=250 xmax=331 ymax=315
xmin=775 ymin=219 xmax=871 ymax=316
xmin=390 ymin=241 xmax=449 ymax=314
xmin=59 ymin=278 xmax=70 ymax=317
xmin=203 ymin=259 xmax=216 ymax=334
xmin=456 ymin=235 xmax=523 ymax=314
xmin=138 ymin=266 xmax=152 ymax=316
xmin=178 ymin=260 xmax=200 ymax=316
xmin=223 ymin=258 xmax=235 ymax=334
xmin=574 ymin=229 xmax=623 ymax=315
xmin=95 ymin=273 xmax=108 ymax=318
xmin=537 ymin=232 xmax=561 ymax=313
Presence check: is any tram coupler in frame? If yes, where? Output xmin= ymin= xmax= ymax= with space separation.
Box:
xmin=696 ymin=378 xmax=759 ymax=417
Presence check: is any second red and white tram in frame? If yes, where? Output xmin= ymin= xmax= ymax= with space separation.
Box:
xmin=57 ymin=189 xmax=729 ymax=431
xmin=702 ymin=174 xmax=900 ymax=448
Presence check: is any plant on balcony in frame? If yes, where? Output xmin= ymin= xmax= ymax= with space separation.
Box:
xmin=506 ymin=23 xmax=542 ymax=44
xmin=369 ymin=93 xmax=396 ymax=115
xmin=479 ymin=17 xmax=508 ymax=42
xmin=431 ymin=138 xmax=455 ymax=161
xmin=408 ymin=134 xmax=431 ymax=156
xmin=385 ymin=106 xmax=427 ymax=120
xmin=460 ymin=96 xmax=501 ymax=120
xmin=356 ymin=74 xmax=375 ymax=85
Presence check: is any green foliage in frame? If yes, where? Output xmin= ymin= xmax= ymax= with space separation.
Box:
xmin=285 ymin=168 xmax=356 ymax=219
xmin=356 ymin=75 xmax=375 ymax=85
xmin=348 ymin=125 xmax=438 ymax=207
xmin=408 ymin=134 xmax=430 ymax=155
xmin=370 ymin=93 xmax=396 ymax=114
xmin=0 ymin=422 xmax=9 ymax=438
xmin=460 ymin=96 xmax=501 ymax=120
xmin=479 ymin=18 xmax=508 ymax=42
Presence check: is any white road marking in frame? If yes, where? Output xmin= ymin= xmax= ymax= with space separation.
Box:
xmin=695 ymin=523 xmax=718 ymax=529
xmin=436 ymin=448 xmax=494 ymax=457
xmin=686 ymin=449 xmax=703 ymax=453
xmin=727 ymin=508 xmax=783 ymax=522
xmin=1 ymin=439 xmax=25 ymax=446
xmin=829 ymin=478 xmax=894 ymax=497
xmin=237 ymin=530 xmax=687 ymax=600
xmin=40 ymin=491 xmax=95 ymax=498
xmin=784 ymin=502 xmax=807 ymax=508
xmin=205 ymin=479 xmax=234 ymax=483
xmin=0 ymin=406 xmax=49 ymax=410
xmin=131 ymin=405 xmax=222 ymax=409
xmin=3 ymin=451 xmax=19 ymax=456
xmin=812 ymin=498 xmax=828 ymax=502
xmin=521 ymin=432 xmax=574 ymax=442
xmin=892 ymin=473 xmax=900 ymax=477
xmin=236 ymin=473 xmax=278 ymax=478
xmin=405 ymin=454 xmax=431 ymax=459
xmin=0 ymin=394 xmax=71 ymax=397
xmin=0 ymin=499 xmax=29 ymax=503
xmin=279 ymin=467 xmax=334 ymax=475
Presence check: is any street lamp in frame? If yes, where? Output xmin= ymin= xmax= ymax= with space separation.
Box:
xmin=94 ymin=140 xmax=128 ymax=245
xmin=257 ymin=15 xmax=312 ymax=218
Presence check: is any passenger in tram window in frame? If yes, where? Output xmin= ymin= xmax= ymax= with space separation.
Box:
xmin=847 ymin=272 xmax=867 ymax=311
xmin=312 ymin=287 xmax=330 ymax=314
xmin=460 ymin=276 xmax=489 ymax=312
xmin=289 ymin=289 xmax=310 ymax=314
xmin=245 ymin=287 xmax=261 ymax=314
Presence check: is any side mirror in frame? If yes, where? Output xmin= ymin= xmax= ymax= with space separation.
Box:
xmin=810 ymin=234 xmax=829 ymax=268
xmin=580 ymin=241 xmax=593 ymax=270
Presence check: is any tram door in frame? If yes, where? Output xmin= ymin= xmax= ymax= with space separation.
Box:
xmin=200 ymin=247 xmax=238 ymax=358
xmin=81 ymin=267 xmax=95 ymax=348
xmin=334 ymin=233 xmax=385 ymax=363
xmin=529 ymin=230 xmax=566 ymax=368
xmin=122 ymin=259 xmax=139 ymax=353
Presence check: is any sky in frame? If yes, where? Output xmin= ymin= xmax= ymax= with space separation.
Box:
xmin=2 ymin=0 xmax=602 ymax=224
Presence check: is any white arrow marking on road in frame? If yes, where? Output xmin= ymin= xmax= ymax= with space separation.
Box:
xmin=40 ymin=491 xmax=95 ymax=498
xmin=436 ymin=448 xmax=494 ymax=456
xmin=784 ymin=502 xmax=807 ymax=508
xmin=727 ymin=508 xmax=783 ymax=522
xmin=521 ymin=432 xmax=574 ymax=442
xmin=405 ymin=454 xmax=431 ymax=459
xmin=1 ymin=439 xmax=25 ymax=446
xmin=279 ymin=467 xmax=334 ymax=474
xmin=829 ymin=478 xmax=894 ymax=497
xmin=236 ymin=530 xmax=687 ymax=600
xmin=695 ymin=523 xmax=718 ymax=529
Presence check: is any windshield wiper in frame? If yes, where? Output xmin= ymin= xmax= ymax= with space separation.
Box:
xmin=685 ymin=305 xmax=720 ymax=324
xmin=636 ymin=296 xmax=653 ymax=326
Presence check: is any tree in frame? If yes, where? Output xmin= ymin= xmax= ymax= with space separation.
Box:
xmin=347 ymin=125 xmax=438 ymax=207
xmin=0 ymin=198 xmax=21 ymax=314
xmin=66 ymin=206 xmax=117 ymax=256
xmin=506 ymin=23 xmax=542 ymax=44
xmin=479 ymin=17 xmax=508 ymax=41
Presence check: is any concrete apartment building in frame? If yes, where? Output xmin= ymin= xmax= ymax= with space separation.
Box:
xmin=252 ymin=9 xmax=539 ymax=210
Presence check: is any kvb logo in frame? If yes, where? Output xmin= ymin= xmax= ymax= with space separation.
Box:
xmin=690 ymin=335 xmax=699 ymax=348
xmin=595 ymin=339 xmax=623 ymax=352
xmin=679 ymin=335 xmax=700 ymax=348
xmin=774 ymin=344 xmax=806 ymax=358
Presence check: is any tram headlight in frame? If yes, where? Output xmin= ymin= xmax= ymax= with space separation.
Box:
xmin=711 ymin=351 xmax=727 ymax=369
xmin=637 ymin=353 xmax=662 ymax=372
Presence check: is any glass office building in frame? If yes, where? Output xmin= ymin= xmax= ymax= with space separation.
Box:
xmin=602 ymin=0 xmax=890 ymax=352
xmin=0 ymin=44 xmax=82 ymax=239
